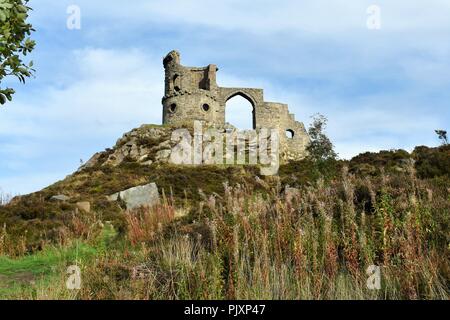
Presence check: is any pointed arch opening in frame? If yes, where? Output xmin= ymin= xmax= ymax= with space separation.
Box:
xmin=286 ymin=129 xmax=294 ymax=139
xmin=225 ymin=93 xmax=256 ymax=130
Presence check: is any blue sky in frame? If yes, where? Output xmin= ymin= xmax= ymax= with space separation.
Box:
xmin=1 ymin=0 xmax=449 ymax=195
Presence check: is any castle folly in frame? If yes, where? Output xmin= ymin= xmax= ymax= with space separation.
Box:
xmin=161 ymin=50 xmax=309 ymax=160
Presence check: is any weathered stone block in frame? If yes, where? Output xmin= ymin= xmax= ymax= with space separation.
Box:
xmin=108 ymin=183 xmax=159 ymax=210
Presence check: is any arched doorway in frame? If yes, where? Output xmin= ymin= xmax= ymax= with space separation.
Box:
xmin=286 ymin=129 xmax=294 ymax=139
xmin=225 ymin=93 xmax=255 ymax=130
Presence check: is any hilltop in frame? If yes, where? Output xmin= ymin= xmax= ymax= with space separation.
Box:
xmin=1 ymin=122 xmax=448 ymax=255
xmin=0 ymin=123 xmax=448 ymax=300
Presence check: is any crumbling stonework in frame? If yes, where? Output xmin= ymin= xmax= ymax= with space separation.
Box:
xmin=80 ymin=125 xmax=176 ymax=169
xmin=161 ymin=50 xmax=309 ymax=160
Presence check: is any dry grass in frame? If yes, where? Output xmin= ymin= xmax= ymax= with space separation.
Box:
xmin=125 ymin=193 xmax=176 ymax=245
xmin=65 ymin=167 xmax=449 ymax=299
xmin=1 ymin=167 xmax=449 ymax=300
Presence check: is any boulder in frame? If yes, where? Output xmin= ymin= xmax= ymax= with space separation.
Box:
xmin=79 ymin=152 xmax=102 ymax=170
xmin=141 ymin=160 xmax=153 ymax=166
xmin=155 ymin=149 xmax=171 ymax=161
xmin=108 ymin=183 xmax=159 ymax=210
xmin=50 ymin=194 xmax=70 ymax=202
xmin=157 ymin=140 xmax=172 ymax=149
xmin=76 ymin=201 xmax=91 ymax=213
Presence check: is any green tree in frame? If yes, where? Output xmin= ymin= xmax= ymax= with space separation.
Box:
xmin=435 ymin=130 xmax=448 ymax=146
xmin=306 ymin=113 xmax=337 ymax=161
xmin=0 ymin=0 xmax=35 ymax=105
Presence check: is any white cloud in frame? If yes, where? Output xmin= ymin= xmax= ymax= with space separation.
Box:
xmin=0 ymin=48 xmax=164 ymax=194
xmin=1 ymin=48 xmax=163 ymax=138
xmin=1 ymin=0 xmax=448 ymax=195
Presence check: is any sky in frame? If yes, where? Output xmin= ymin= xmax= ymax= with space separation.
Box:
xmin=0 ymin=0 xmax=449 ymax=195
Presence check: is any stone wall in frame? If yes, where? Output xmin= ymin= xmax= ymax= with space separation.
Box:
xmin=161 ymin=50 xmax=309 ymax=160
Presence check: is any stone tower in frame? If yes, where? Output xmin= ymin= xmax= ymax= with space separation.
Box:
xmin=161 ymin=50 xmax=310 ymax=160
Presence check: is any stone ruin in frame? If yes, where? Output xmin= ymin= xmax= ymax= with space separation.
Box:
xmin=161 ymin=50 xmax=310 ymax=160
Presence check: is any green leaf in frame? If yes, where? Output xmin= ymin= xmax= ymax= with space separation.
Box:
xmin=17 ymin=4 xmax=27 ymax=12
xmin=0 ymin=0 xmax=35 ymax=105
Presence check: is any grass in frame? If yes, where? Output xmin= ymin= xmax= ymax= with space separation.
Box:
xmin=0 ymin=225 xmax=116 ymax=298
xmin=1 ymin=164 xmax=447 ymax=300
xmin=0 ymin=163 xmax=262 ymax=255
xmin=0 ymin=144 xmax=448 ymax=300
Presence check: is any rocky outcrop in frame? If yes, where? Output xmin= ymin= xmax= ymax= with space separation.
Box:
xmin=78 ymin=122 xmax=300 ymax=174
xmin=79 ymin=125 xmax=176 ymax=169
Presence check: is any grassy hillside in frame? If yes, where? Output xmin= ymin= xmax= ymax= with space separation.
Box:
xmin=0 ymin=143 xmax=448 ymax=299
